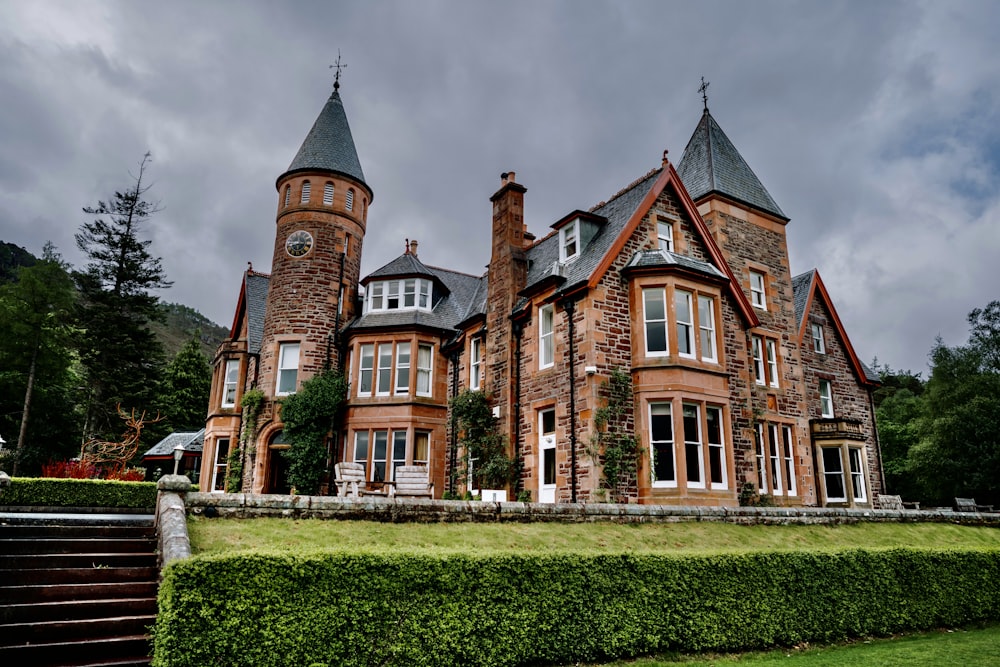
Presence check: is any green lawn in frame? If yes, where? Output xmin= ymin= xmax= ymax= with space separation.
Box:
xmin=601 ymin=625 xmax=1000 ymax=666
xmin=187 ymin=516 xmax=1000 ymax=556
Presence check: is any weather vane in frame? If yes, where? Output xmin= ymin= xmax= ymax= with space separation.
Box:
xmin=699 ymin=76 xmax=710 ymax=111
xmin=330 ymin=50 xmax=347 ymax=91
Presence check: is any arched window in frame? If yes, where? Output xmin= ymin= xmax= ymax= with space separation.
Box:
xmin=346 ymin=188 xmax=354 ymax=211
xmin=323 ymin=182 xmax=334 ymax=206
xmin=283 ymin=185 xmax=290 ymax=208
xmin=301 ymin=181 xmax=311 ymax=204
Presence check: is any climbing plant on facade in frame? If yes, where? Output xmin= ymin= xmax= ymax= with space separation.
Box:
xmin=226 ymin=387 xmax=264 ymax=492
xmin=589 ymin=368 xmax=641 ymax=502
xmin=450 ymin=389 xmax=517 ymax=491
xmin=279 ymin=371 xmax=348 ymax=495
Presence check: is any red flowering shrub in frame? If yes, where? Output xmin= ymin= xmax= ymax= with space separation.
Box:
xmin=41 ymin=459 xmax=98 ymax=479
xmin=107 ymin=467 xmax=146 ymax=482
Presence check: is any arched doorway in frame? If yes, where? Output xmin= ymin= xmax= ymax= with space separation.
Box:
xmin=265 ymin=430 xmax=292 ymax=494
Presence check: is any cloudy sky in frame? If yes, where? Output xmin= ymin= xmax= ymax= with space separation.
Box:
xmin=1 ymin=0 xmax=998 ymax=375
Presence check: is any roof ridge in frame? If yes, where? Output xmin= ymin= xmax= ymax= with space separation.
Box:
xmin=589 ymin=166 xmax=662 ymax=212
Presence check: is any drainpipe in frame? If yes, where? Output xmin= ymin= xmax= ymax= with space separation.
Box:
xmin=449 ymin=350 xmax=460 ymax=495
xmin=564 ymin=299 xmax=578 ymax=503
xmin=512 ymin=321 xmax=524 ymax=494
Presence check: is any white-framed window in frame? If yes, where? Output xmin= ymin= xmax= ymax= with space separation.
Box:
xmin=766 ymin=339 xmax=779 ymax=388
xmin=819 ymin=379 xmax=834 ymax=417
xmin=649 ymin=402 xmax=676 ymax=487
xmin=768 ymin=423 xmax=783 ymax=494
xmin=358 ymin=344 xmax=374 ymax=396
xmin=413 ymin=431 xmax=430 ymax=467
xmin=849 ymin=448 xmax=867 ymax=502
xmin=706 ymin=406 xmax=726 ymax=489
xmin=301 ymin=181 xmax=311 ymax=203
xmin=782 ymin=426 xmax=797 ymax=496
xmin=283 ymin=185 xmax=290 ymax=208
xmin=366 ymin=279 xmax=433 ymax=313
xmin=750 ymin=270 xmax=766 ymax=309
xmin=676 ymin=290 xmax=695 ymax=359
xmin=323 ymin=182 xmax=334 ymax=206
xmin=353 ymin=432 xmax=370 ymax=477
xmin=539 ymin=304 xmax=554 ymax=369
xmin=559 ymin=219 xmax=579 ymax=262
xmin=657 ymin=219 xmax=674 ymax=253
xmin=275 ymin=343 xmax=300 ymax=396
xmin=394 ymin=342 xmax=411 ymax=394
xmin=682 ymin=404 xmax=704 ymax=488
xmin=755 ymin=423 xmax=768 ymax=494
xmin=643 ymin=288 xmax=668 ymax=357
xmin=821 ymin=447 xmax=847 ymax=502
xmin=752 ymin=336 xmax=766 ymax=385
xmin=221 ymin=359 xmax=240 ymax=408
xmin=346 ymin=188 xmax=355 ymax=211
xmin=416 ymin=344 xmax=433 ymax=396
xmin=211 ymin=438 xmax=229 ymax=492
xmin=811 ymin=323 xmax=826 ymax=354
xmin=391 ymin=431 xmax=407 ymax=481
xmin=371 ymin=430 xmax=388 ymax=482
xmin=698 ymin=295 xmax=717 ymax=363
xmin=376 ymin=345 xmax=393 ymax=396
xmin=470 ymin=337 xmax=483 ymax=390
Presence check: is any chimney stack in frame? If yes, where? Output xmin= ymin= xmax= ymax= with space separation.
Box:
xmin=409 ymin=239 xmax=419 ymax=257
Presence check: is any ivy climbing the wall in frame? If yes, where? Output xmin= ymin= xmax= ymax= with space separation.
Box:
xmin=279 ymin=371 xmax=348 ymax=495
xmin=450 ymin=389 xmax=517 ymax=491
xmin=226 ymin=387 xmax=264 ymax=492
xmin=589 ymin=368 xmax=641 ymax=502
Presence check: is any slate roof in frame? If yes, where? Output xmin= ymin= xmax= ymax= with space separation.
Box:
xmin=677 ymin=109 xmax=786 ymax=220
xmin=792 ymin=269 xmax=816 ymax=329
xmin=142 ymin=429 xmax=205 ymax=458
xmin=350 ymin=254 xmax=484 ymax=333
xmin=246 ymin=272 xmax=270 ymax=354
xmin=523 ymin=169 xmax=662 ymax=292
xmin=284 ymin=90 xmax=368 ymax=189
xmin=624 ymin=249 xmax=728 ymax=279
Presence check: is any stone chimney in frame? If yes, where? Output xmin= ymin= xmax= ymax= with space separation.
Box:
xmin=409 ymin=239 xmax=419 ymax=257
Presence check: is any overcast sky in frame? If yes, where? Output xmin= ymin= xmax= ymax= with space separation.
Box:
xmin=1 ymin=0 xmax=998 ymax=376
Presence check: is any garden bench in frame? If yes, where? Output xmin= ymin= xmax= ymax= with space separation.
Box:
xmin=392 ymin=465 xmax=434 ymax=498
xmin=954 ymin=497 xmax=994 ymax=513
xmin=875 ymin=494 xmax=920 ymax=510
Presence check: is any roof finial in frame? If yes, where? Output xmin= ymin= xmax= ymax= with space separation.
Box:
xmin=330 ymin=50 xmax=347 ymax=92
xmin=699 ymin=76 xmax=710 ymax=112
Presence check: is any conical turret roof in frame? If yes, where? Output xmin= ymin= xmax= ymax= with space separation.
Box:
xmin=677 ymin=109 xmax=786 ymax=220
xmin=283 ymin=90 xmax=368 ymax=189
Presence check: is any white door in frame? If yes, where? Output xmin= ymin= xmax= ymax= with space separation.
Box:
xmin=539 ymin=410 xmax=556 ymax=503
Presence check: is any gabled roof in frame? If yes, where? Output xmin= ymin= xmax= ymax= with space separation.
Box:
xmin=142 ymin=429 xmax=205 ymax=458
xmin=793 ymin=269 xmax=880 ymax=385
xmin=677 ymin=109 xmax=787 ymax=221
xmin=282 ymin=90 xmax=368 ymax=192
xmin=228 ymin=270 xmax=270 ymax=355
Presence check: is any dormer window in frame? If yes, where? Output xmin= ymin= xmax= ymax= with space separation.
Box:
xmin=301 ymin=181 xmax=311 ymax=204
xmin=346 ymin=188 xmax=355 ymax=211
xmin=323 ymin=182 xmax=334 ymax=206
xmin=366 ymin=278 xmax=434 ymax=313
xmin=560 ymin=219 xmax=579 ymax=262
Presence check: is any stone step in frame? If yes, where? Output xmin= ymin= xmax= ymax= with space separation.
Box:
xmin=0 ymin=597 xmax=157 ymax=624
xmin=0 ymin=552 xmax=157 ymax=569
xmin=0 ymin=614 xmax=156 ymax=644
xmin=1 ymin=566 xmax=158 ymax=585
xmin=2 ymin=537 xmax=155 ymax=555
xmin=0 ymin=634 xmax=152 ymax=667
xmin=0 ymin=581 xmax=158 ymax=604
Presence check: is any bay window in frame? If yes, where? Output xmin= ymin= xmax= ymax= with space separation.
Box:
xmin=366 ymin=278 xmax=434 ymax=313
xmin=676 ymin=290 xmax=695 ymax=358
xmin=358 ymin=344 xmax=374 ymax=395
xmin=221 ymin=358 xmax=240 ymax=407
xmin=706 ymin=406 xmax=726 ymax=489
xmin=649 ymin=402 xmax=675 ymax=487
xmin=682 ymin=404 xmax=704 ymax=488
xmin=849 ymin=447 xmax=867 ymax=502
xmin=351 ymin=429 xmax=433 ymax=483
xmin=376 ymin=345 xmax=393 ymax=395
xmin=395 ymin=342 xmax=411 ymax=394
xmin=698 ymin=295 xmax=717 ymax=363
xmin=643 ymin=288 xmax=668 ymax=356
xmin=416 ymin=344 xmax=433 ymax=396
xmin=821 ymin=447 xmax=847 ymax=501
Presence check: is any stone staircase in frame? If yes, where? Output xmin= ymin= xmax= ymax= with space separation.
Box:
xmin=0 ymin=514 xmax=157 ymax=667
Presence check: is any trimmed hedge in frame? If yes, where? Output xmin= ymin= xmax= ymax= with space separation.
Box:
xmin=153 ymin=548 xmax=1000 ymax=667
xmin=0 ymin=477 xmax=156 ymax=508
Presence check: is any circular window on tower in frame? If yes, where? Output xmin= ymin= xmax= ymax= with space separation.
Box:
xmin=285 ymin=230 xmax=314 ymax=258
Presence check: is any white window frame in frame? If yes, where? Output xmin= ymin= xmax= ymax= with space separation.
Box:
xmin=539 ymin=304 xmax=554 ymax=369
xmin=211 ymin=438 xmax=229 ymax=492
xmin=819 ymin=379 xmax=834 ymax=418
xmin=470 ymin=337 xmax=483 ymax=390
xmin=821 ymin=447 xmax=847 ymax=502
xmin=682 ymin=403 xmax=705 ymax=489
xmin=750 ymin=270 xmax=766 ymax=309
xmin=275 ymin=343 xmax=300 ymax=396
xmin=391 ymin=430 xmax=408 ymax=482
xmin=221 ymin=358 xmax=240 ymax=408
xmin=649 ymin=401 xmax=676 ymax=488
xmin=376 ymin=344 xmax=393 ymax=396
xmin=416 ymin=343 xmax=433 ymax=397
xmin=767 ymin=423 xmax=783 ymax=494
xmin=657 ymin=219 xmax=674 ymax=253
xmin=358 ymin=344 xmax=374 ymax=396
xmin=323 ymin=182 xmax=334 ymax=206
xmin=394 ymin=342 xmax=411 ymax=395
xmin=419 ymin=280 xmax=431 ymax=308
xmin=698 ymin=295 xmax=717 ymax=363
xmin=706 ymin=405 xmax=726 ymax=489
xmin=782 ymin=425 xmax=797 ymax=496
xmin=346 ymin=188 xmax=354 ymax=211
xmin=766 ymin=339 xmax=780 ymax=388
xmin=413 ymin=431 xmax=430 ymax=467
xmin=752 ymin=335 xmax=766 ymax=386
xmin=642 ymin=288 xmax=669 ymax=357
xmin=301 ymin=180 xmax=311 ymax=204
xmin=676 ymin=290 xmax=695 ymax=359
xmin=371 ymin=430 xmax=388 ymax=482
xmin=559 ymin=219 xmax=580 ymax=263
xmin=366 ymin=279 xmax=433 ymax=313
xmin=352 ymin=431 xmax=370 ymax=477
xmin=849 ymin=447 xmax=867 ymax=502
xmin=812 ymin=323 xmax=826 ymax=354
xmin=755 ymin=423 xmax=768 ymax=494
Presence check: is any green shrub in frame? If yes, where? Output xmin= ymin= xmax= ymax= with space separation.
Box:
xmin=153 ymin=547 xmax=1000 ymax=667
xmin=0 ymin=477 xmax=156 ymax=508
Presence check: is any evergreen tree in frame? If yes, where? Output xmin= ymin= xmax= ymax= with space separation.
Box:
xmin=74 ymin=153 xmax=172 ymax=442
xmin=158 ymin=335 xmax=211 ymax=433
xmin=0 ymin=244 xmax=79 ymax=474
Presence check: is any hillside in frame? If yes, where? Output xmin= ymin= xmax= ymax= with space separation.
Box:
xmin=0 ymin=241 xmax=37 ymax=282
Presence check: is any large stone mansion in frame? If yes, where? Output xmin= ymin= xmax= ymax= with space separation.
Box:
xmin=195 ymin=80 xmax=882 ymax=507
